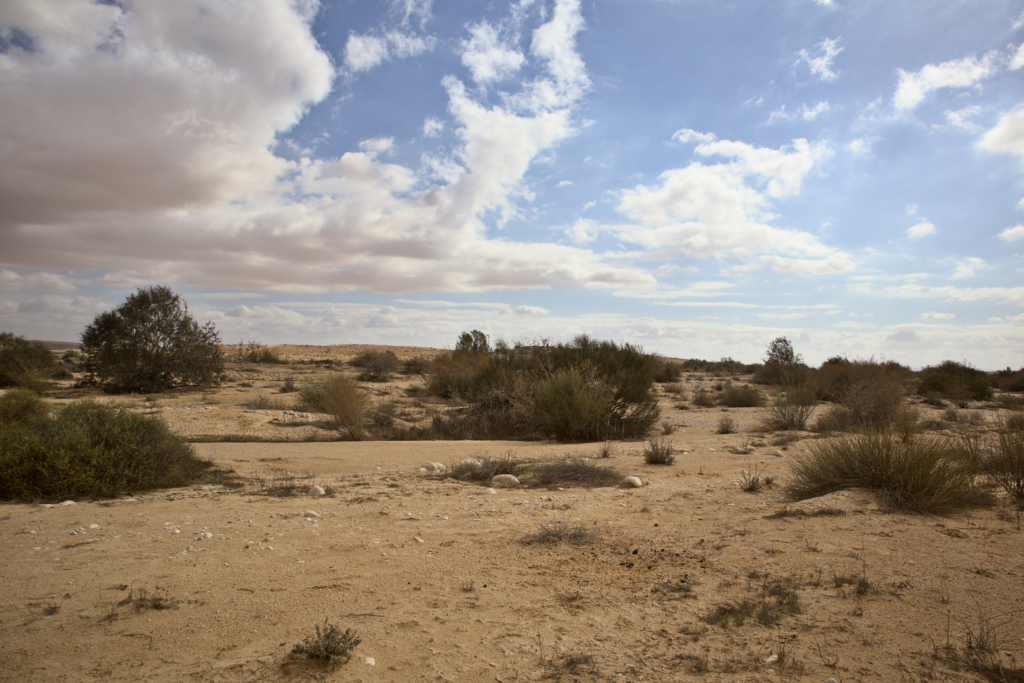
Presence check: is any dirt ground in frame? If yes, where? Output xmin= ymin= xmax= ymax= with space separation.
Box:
xmin=1 ymin=345 xmax=1022 ymax=682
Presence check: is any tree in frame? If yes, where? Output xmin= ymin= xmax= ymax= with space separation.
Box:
xmin=81 ymin=286 xmax=223 ymax=393
xmin=0 ymin=332 xmax=58 ymax=391
xmin=455 ymin=329 xmax=490 ymax=354
xmin=764 ymin=336 xmax=802 ymax=366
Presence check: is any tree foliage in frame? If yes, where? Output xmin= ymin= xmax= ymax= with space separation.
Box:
xmin=81 ymin=286 xmax=223 ymax=393
xmin=764 ymin=337 xmax=802 ymax=366
xmin=455 ymin=329 xmax=490 ymax=354
xmin=0 ymin=332 xmax=58 ymax=391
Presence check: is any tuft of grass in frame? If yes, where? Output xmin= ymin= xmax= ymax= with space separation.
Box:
xmin=761 ymin=386 xmax=816 ymax=431
xmin=244 ymin=393 xmax=292 ymax=411
xmin=278 ymin=377 xmax=297 ymax=393
xmin=524 ymin=517 xmax=597 ymax=545
xmin=299 ymin=374 xmax=366 ymax=439
xmin=788 ymin=432 xmax=983 ymax=513
xmin=293 ymin=619 xmax=361 ymax=663
xmin=740 ymin=463 xmax=770 ymax=492
xmin=529 ymin=457 xmax=622 ymax=487
xmin=642 ymin=438 xmax=675 ymax=465
xmin=988 ymin=414 xmax=1024 ymax=503
xmin=717 ymin=415 xmax=736 ymax=434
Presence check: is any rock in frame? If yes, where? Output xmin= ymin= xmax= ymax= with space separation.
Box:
xmin=621 ymin=476 xmax=643 ymax=488
xmin=308 ymin=485 xmax=325 ymax=497
xmin=414 ymin=536 xmax=424 ymax=543
xmin=729 ymin=445 xmax=755 ymax=455
xmin=460 ymin=458 xmax=483 ymax=470
xmin=421 ymin=461 xmax=439 ymax=472
xmin=483 ymin=488 xmax=497 ymax=494
xmin=764 ymin=654 xmax=778 ymax=663
xmin=490 ymin=474 xmax=520 ymax=487
xmin=59 ymin=500 xmax=75 ymax=506
xmin=773 ymin=450 xmax=786 ymax=457
xmin=88 ymin=524 xmax=100 ymax=529
xmin=302 ymin=510 xmax=320 ymax=518
xmin=823 ymin=679 xmax=838 ymax=683
xmin=364 ymin=657 xmax=376 ymax=666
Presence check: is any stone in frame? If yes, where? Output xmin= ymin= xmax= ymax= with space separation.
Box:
xmin=59 ymin=500 xmax=75 ymax=506
xmin=823 ymin=679 xmax=838 ymax=683
xmin=364 ymin=657 xmax=376 ymax=666
xmin=490 ymin=474 xmax=520 ymax=487
xmin=308 ymin=485 xmax=325 ymax=497
xmin=483 ymin=488 xmax=497 ymax=495
xmin=302 ymin=510 xmax=320 ymax=518
xmin=764 ymin=654 xmax=778 ymax=663
xmin=421 ymin=461 xmax=440 ymax=472
xmin=621 ymin=476 xmax=643 ymax=488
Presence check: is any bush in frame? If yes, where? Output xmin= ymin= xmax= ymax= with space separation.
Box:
xmin=654 ymin=359 xmax=682 ymax=383
xmin=761 ymin=386 xmax=816 ymax=431
xmin=0 ymin=388 xmax=51 ymax=428
xmin=299 ymin=374 xmax=366 ymax=439
xmin=235 ymin=341 xmax=282 ymax=364
xmin=533 ymin=369 xmax=613 ymax=442
xmin=988 ymin=415 xmax=1024 ymax=503
xmin=351 ymin=350 xmax=399 ymax=382
xmin=0 ymin=332 xmax=58 ymax=391
xmin=717 ymin=415 xmax=736 ymax=434
xmin=808 ymin=358 xmax=912 ymax=403
xmin=918 ymin=361 xmax=993 ymax=407
xmin=692 ymin=386 xmax=716 ymax=407
xmin=529 ymin=457 xmax=622 ymax=487
xmin=643 ymin=438 xmax=675 ymax=465
xmin=0 ymin=399 xmax=207 ymax=500
xmin=81 ymin=286 xmax=223 ymax=393
xmin=292 ymin=619 xmax=360 ymax=662
xmin=814 ymin=381 xmax=907 ymax=433
xmin=401 ymin=355 xmax=430 ymax=375
xmin=788 ymin=432 xmax=980 ymax=512
xmin=455 ymin=329 xmax=490 ymax=354
xmin=719 ymin=385 xmax=763 ymax=407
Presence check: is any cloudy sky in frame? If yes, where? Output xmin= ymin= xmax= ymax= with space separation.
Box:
xmin=2 ymin=0 xmax=1023 ymax=368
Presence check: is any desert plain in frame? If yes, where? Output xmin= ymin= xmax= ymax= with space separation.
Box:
xmin=1 ymin=345 xmax=1022 ymax=683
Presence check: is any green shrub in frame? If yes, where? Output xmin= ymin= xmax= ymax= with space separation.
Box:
xmin=401 ymin=355 xmax=430 ymax=375
xmin=351 ymin=350 xmax=399 ymax=382
xmin=643 ymin=438 xmax=675 ymax=465
xmin=235 ymin=341 xmax=283 ymax=364
xmin=988 ymin=415 xmax=1024 ymax=503
xmin=692 ymin=386 xmax=716 ymax=407
xmin=918 ymin=361 xmax=993 ymax=407
xmin=81 ymin=286 xmax=223 ymax=394
xmin=299 ymin=374 xmax=366 ymax=439
xmin=808 ymin=358 xmax=912 ymax=403
xmin=0 ymin=400 xmax=207 ymax=500
xmin=655 ymin=360 xmax=682 ymax=383
xmin=0 ymin=388 xmax=52 ymax=428
xmin=761 ymin=386 xmax=816 ymax=431
xmin=788 ymin=432 xmax=980 ymax=512
xmin=0 ymin=332 xmax=58 ymax=392
xmin=533 ymin=369 xmax=613 ymax=442
xmin=814 ymin=380 xmax=908 ymax=433
xmin=719 ymin=385 xmax=763 ymax=407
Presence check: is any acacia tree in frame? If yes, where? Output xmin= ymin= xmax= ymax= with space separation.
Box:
xmin=764 ymin=337 xmax=802 ymax=366
xmin=81 ymin=286 xmax=223 ymax=393
xmin=455 ymin=329 xmax=490 ymax=354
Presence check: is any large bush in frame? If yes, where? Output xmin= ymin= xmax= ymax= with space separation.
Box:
xmin=81 ymin=286 xmax=223 ymax=393
xmin=0 ymin=332 xmax=59 ymax=392
xmin=533 ymin=369 xmax=614 ymax=442
xmin=0 ymin=397 xmax=207 ymax=500
xmin=299 ymin=374 xmax=366 ymax=439
xmin=917 ymin=360 xmax=993 ymax=407
xmin=752 ymin=337 xmax=809 ymax=386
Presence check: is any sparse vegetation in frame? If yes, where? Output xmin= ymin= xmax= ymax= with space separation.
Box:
xmin=0 ymin=397 xmax=207 ymax=500
xmin=719 ymin=384 xmax=763 ymax=407
xmin=717 ymin=415 xmax=736 ymax=434
xmin=524 ymin=516 xmax=597 ymax=545
xmin=988 ymin=413 xmax=1024 ymax=503
xmin=529 ymin=457 xmax=622 ymax=487
xmin=351 ymin=350 xmax=399 ymax=382
xmin=761 ymin=386 xmax=816 ymax=431
xmin=293 ymin=619 xmax=361 ymax=662
xmin=643 ymin=438 xmax=675 ymax=464
xmin=235 ymin=341 xmax=282 ymax=364
xmin=299 ymin=374 xmax=366 ymax=439
xmin=0 ymin=332 xmax=59 ymax=392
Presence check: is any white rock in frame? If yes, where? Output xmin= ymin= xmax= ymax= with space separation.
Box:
xmin=483 ymin=488 xmax=497 ymax=495
xmin=490 ymin=474 xmax=520 ymax=487
xmin=460 ymin=458 xmax=483 ymax=470
xmin=823 ymin=679 xmax=838 ymax=683
xmin=302 ymin=510 xmax=320 ymax=518
xmin=621 ymin=476 xmax=643 ymax=488
xmin=88 ymin=524 xmax=100 ymax=529
xmin=59 ymin=500 xmax=75 ymax=506
xmin=308 ymin=485 xmax=325 ymax=497
xmin=421 ymin=461 xmax=439 ymax=472
xmin=773 ymin=450 xmax=786 ymax=457
xmin=364 ymin=657 xmax=376 ymax=666
xmin=764 ymin=654 xmax=778 ymax=663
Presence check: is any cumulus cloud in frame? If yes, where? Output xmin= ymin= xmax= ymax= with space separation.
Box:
xmin=941 ymin=106 xmax=982 ymax=132
xmin=852 ymin=282 xmax=1024 ymax=306
xmin=894 ymin=52 xmax=999 ymax=111
xmin=952 ymin=257 xmax=995 ymax=280
xmin=978 ymin=106 xmax=1024 ymax=163
xmin=500 ymin=305 xmax=550 ymax=315
xmin=423 ymin=117 xmax=444 ymax=137
xmin=906 ymin=220 xmax=936 ymax=239
xmin=0 ymin=269 xmax=79 ymax=293
xmin=768 ymin=101 xmax=831 ymax=124
xmin=795 ymin=37 xmax=843 ymax=82
xmin=460 ymin=21 xmax=525 ymax=84
xmin=998 ymin=225 xmax=1024 ymax=242
xmin=922 ymin=311 xmax=955 ymax=320
xmin=886 ymin=330 xmax=919 ymax=342
xmin=1010 ymin=43 xmax=1024 ymax=71
xmin=344 ymin=30 xmax=435 ymax=73
xmin=672 ymin=128 xmax=717 ymax=144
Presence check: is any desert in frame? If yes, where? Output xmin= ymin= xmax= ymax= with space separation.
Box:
xmin=1 ymin=343 xmax=1022 ymax=683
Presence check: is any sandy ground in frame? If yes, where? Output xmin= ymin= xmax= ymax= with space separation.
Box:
xmin=2 ymin=345 xmax=1022 ymax=682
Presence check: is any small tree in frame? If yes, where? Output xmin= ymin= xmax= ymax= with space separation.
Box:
xmin=455 ymin=329 xmax=490 ymax=354
xmin=81 ymin=286 xmax=223 ymax=393
xmin=0 ymin=332 xmax=58 ymax=392
xmin=755 ymin=336 xmax=806 ymax=386
xmin=765 ymin=337 xmax=802 ymax=366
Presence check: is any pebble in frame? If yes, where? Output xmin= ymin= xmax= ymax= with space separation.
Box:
xmin=765 ymin=654 xmax=778 ymax=663
xmin=823 ymin=679 xmax=838 ymax=683
xmin=88 ymin=524 xmax=100 ymax=529
xmin=773 ymin=450 xmax=785 ymax=457
xmin=621 ymin=476 xmax=643 ymax=488
xmin=308 ymin=486 xmax=325 ymax=497
xmin=365 ymin=657 xmax=376 ymax=666
xmin=59 ymin=500 xmax=75 ymax=506
xmin=302 ymin=510 xmax=320 ymax=518
xmin=421 ymin=462 xmax=445 ymax=472
xmin=490 ymin=474 xmax=520 ymax=488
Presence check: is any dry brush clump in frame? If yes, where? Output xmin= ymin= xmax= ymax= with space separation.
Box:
xmin=299 ymin=374 xmax=366 ymax=439
xmin=761 ymin=386 xmax=816 ymax=431
xmin=292 ymin=619 xmax=361 ymax=663
xmin=0 ymin=332 xmax=59 ymax=393
xmin=988 ymin=413 xmax=1024 ymax=503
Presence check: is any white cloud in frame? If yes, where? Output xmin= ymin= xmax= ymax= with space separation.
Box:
xmin=1010 ymin=43 xmax=1024 ymax=71
xmin=423 ymin=116 xmax=444 ymax=137
xmin=922 ymin=311 xmax=955 ymax=320
xmin=886 ymin=330 xmax=919 ymax=342
xmin=998 ymin=225 xmax=1024 ymax=242
xmin=767 ymin=101 xmax=830 ymax=124
xmin=952 ymin=257 xmax=995 ymax=280
xmin=460 ymin=21 xmax=525 ymax=84
xmin=846 ymin=138 xmax=872 ymax=155
xmin=565 ymin=218 xmax=598 ymax=244
xmin=344 ymin=30 xmax=435 ymax=73
xmin=358 ymin=137 xmax=394 ymax=156
xmin=978 ymin=106 xmax=1024 ymax=164
xmin=906 ymin=220 xmax=936 ymax=239
xmin=555 ymin=180 xmax=574 ymax=188
xmin=795 ymin=37 xmax=843 ymax=82
xmin=894 ymin=51 xmax=999 ymax=111
xmin=0 ymin=269 xmax=79 ymax=293
xmin=508 ymin=305 xmax=550 ymax=315
xmin=853 ymin=282 xmax=1024 ymax=306
xmin=989 ymin=316 xmax=1004 ymax=323
xmin=672 ymin=128 xmax=717 ymax=144
xmin=941 ymin=106 xmax=982 ymax=132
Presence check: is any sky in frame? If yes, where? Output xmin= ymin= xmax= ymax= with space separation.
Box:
xmin=1 ymin=0 xmax=1023 ymax=369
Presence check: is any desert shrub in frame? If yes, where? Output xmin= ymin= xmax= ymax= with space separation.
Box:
xmin=993 ymin=367 xmax=1024 ymax=393
xmin=279 ymin=377 xmax=297 ymax=393
xmin=351 ymin=350 xmax=399 ymax=382
xmin=655 ymin=359 xmax=682 ymax=383
xmin=643 ymin=438 xmax=675 ymax=465
xmin=293 ymin=619 xmax=360 ymax=662
xmin=299 ymin=374 xmax=366 ymax=439
xmin=719 ymin=385 xmax=763 ymax=407
xmin=455 ymin=329 xmax=491 ymax=354
xmin=692 ymin=386 xmax=716 ymax=407
xmin=0 ymin=400 xmax=207 ymax=500
xmin=717 ymin=415 xmax=736 ymax=434
xmin=814 ymin=378 xmax=909 ymax=433
xmin=0 ymin=332 xmax=58 ymax=392
xmin=401 ymin=355 xmax=430 ymax=375
xmin=529 ymin=457 xmax=622 ymax=487
xmin=808 ymin=358 xmax=912 ymax=403
xmin=524 ymin=517 xmax=597 ymax=545
xmin=752 ymin=337 xmax=810 ymax=386
xmin=533 ymin=369 xmax=613 ymax=442
xmin=761 ymin=386 xmax=816 ymax=431
xmin=918 ymin=361 xmax=993 ymax=407
xmin=81 ymin=286 xmax=223 ymax=394
xmin=235 ymin=341 xmax=282 ymax=364
xmin=447 ymin=452 xmax=522 ymax=481
xmin=987 ymin=415 xmax=1024 ymax=503
xmin=426 ymin=350 xmax=493 ymax=398
xmin=0 ymin=388 xmax=52 ymax=428
xmin=788 ymin=432 xmax=981 ymax=512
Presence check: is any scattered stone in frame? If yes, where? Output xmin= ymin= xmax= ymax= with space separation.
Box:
xmin=421 ymin=461 xmax=446 ymax=472
xmin=308 ymin=485 xmax=325 ymax=497
xmin=729 ymin=445 xmax=755 ymax=455
xmin=490 ymin=474 xmax=520 ymax=488
xmin=59 ymin=501 xmax=75 ymax=506
xmin=483 ymin=488 xmax=497 ymax=495
xmin=823 ymin=679 xmax=837 ymax=683
xmin=765 ymin=654 xmax=778 ymax=664
xmin=302 ymin=510 xmax=320 ymax=518
xmin=621 ymin=476 xmax=643 ymax=488
xmin=88 ymin=524 xmax=100 ymax=529
xmin=414 ymin=536 xmax=425 ymax=543
xmin=773 ymin=450 xmax=786 ymax=457
xmin=365 ymin=657 xmax=376 ymax=666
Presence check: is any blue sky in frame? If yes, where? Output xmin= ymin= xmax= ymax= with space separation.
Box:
xmin=1 ymin=0 xmax=1023 ymax=368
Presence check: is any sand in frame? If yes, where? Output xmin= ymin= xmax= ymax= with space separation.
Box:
xmin=1 ymin=345 xmax=1021 ymax=682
